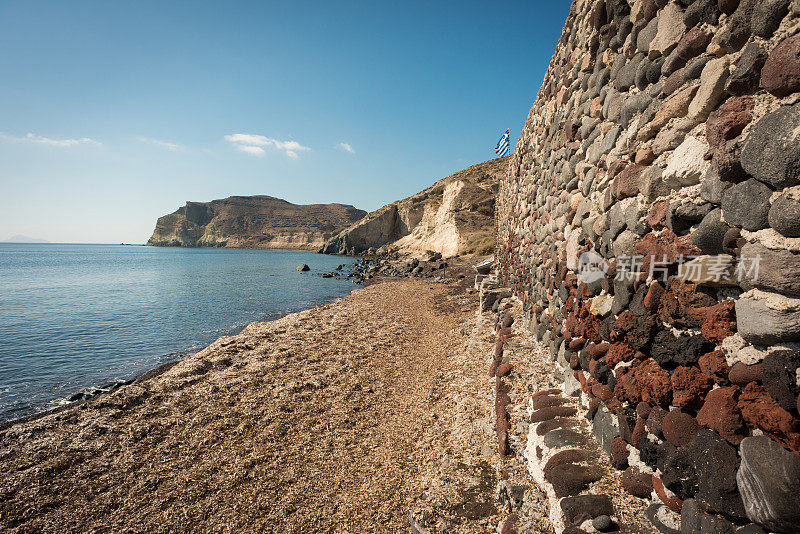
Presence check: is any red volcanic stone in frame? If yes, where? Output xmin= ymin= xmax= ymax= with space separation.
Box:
xmin=500 ymin=513 xmax=518 ymax=534
xmin=631 ymin=416 xmax=647 ymax=447
xmin=636 ymin=146 xmax=656 ymax=165
xmin=696 ymin=386 xmax=746 ymax=445
xmin=728 ymin=362 xmax=762 ymax=386
xmin=662 ymin=410 xmax=701 ymax=447
xmin=671 ymin=366 xmax=714 ymax=409
xmin=699 ymin=350 xmax=730 ymax=385
xmin=489 ymin=360 xmax=499 ymax=377
xmin=646 ymin=406 xmax=668 ymax=436
xmin=636 ymin=231 xmax=702 ymax=284
xmin=761 ymin=33 xmax=800 ymax=97
xmin=610 ymin=436 xmax=629 ymax=470
xmin=653 ymin=475 xmax=683 ymax=513
xmin=622 ymin=467 xmax=653 ymax=498
xmin=498 ymin=427 xmax=510 ymax=455
xmin=644 ymin=282 xmax=665 ymax=313
xmin=663 ymin=69 xmax=685 ymax=96
xmin=634 ymin=359 xmax=673 ymax=407
xmin=546 ymin=464 xmax=604 ymax=498
xmin=495 ymin=341 xmax=504 ymax=358
xmin=544 ymin=449 xmax=590 ymax=477
xmin=738 ymin=382 xmax=800 ymax=450
xmin=569 ymin=337 xmax=586 ymax=351
xmin=615 ymin=367 xmax=639 ymax=404
xmin=658 ymin=278 xmax=717 ymax=328
xmin=587 ymin=342 xmax=610 ymax=360
xmin=591 ymin=383 xmax=613 ymax=402
xmin=701 ymin=300 xmax=737 ymax=344
xmin=676 ymin=26 xmax=713 ymax=61
xmin=718 ymin=0 xmax=739 ymax=14
xmin=496 ymin=363 xmax=514 ymax=378
xmin=606 ymin=342 xmax=637 ymax=367
xmin=706 ymin=96 xmax=754 ymax=149
xmin=637 ymin=402 xmax=652 ymax=419
xmin=530 ymin=406 xmax=577 ymax=423
xmin=532 ymin=388 xmax=562 ymax=400
xmin=611 ymin=165 xmax=646 ymax=199
xmin=645 ymin=200 xmax=670 ymax=229
xmin=570 ymin=352 xmax=581 ymax=370
xmin=533 ymin=395 xmax=568 ymax=410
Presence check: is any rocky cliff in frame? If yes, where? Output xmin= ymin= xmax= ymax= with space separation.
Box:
xmin=494 ymin=0 xmax=800 ymax=532
xmin=320 ymin=158 xmax=505 ymax=257
xmin=147 ymin=196 xmax=366 ymax=250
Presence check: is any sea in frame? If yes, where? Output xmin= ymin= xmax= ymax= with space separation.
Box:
xmin=0 ymin=243 xmax=358 ymax=423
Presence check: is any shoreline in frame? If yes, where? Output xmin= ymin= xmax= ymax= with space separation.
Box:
xmin=0 ymin=257 xmax=363 ymax=430
xmin=0 ymin=271 xmax=493 ymax=532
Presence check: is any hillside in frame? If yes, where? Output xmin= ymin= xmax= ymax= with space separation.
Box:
xmin=320 ymin=158 xmax=506 ymax=257
xmin=147 ymin=196 xmax=366 ymax=250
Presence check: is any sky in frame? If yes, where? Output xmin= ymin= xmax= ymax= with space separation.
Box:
xmin=0 ymin=1 xmax=571 ymax=244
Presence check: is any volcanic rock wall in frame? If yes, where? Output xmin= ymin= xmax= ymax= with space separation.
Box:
xmin=496 ymin=0 xmax=800 ymax=532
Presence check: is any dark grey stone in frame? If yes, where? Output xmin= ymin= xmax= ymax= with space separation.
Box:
xmin=726 ymin=42 xmax=768 ymax=96
xmin=684 ymin=54 xmax=714 ymax=81
xmin=543 ymin=429 xmax=587 ymax=449
xmin=751 ymin=0 xmax=790 ymax=38
xmin=684 ymin=0 xmax=721 ymax=26
xmin=592 ymin=406 xmax=619 ymax=455
xmin=741 ymin=104 xmax=800 ymax=189
xmin=593 ymin=514 xmax=612 ymax=532
xmin=644 ymin=503 xmax=681 ymax=534
xmin=681 ymin=498 xmax=702 ymax=534
xmin=736 ymin=436 xmax=800 ymax=533
xmin=769 ymin=194 xmax=800 ymax=237
xmin=700 ymin=166 xmax=734 ymax=205
xmin=692 ymin=430 xmax=747 ymax=520
xmin=721 ymin=179 xmax=772 ymax=231
xmin=762 ymin=349 xmax=800 ymax=413
xmin=692 ymin=208 xmax=729 ymax=255
xmin=736 ymin=294 xmax=800 ymax=345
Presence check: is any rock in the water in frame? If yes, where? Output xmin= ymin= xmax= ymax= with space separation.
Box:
xmin=720 ymin=179 xmax=772 ymax=231
xmin=296 ymin=264 xmax=310 ymax=271
xmin=736 ymin=436 xmax=800 ymax=533
xmin=740 ymin=104 xmax=800 ymax=189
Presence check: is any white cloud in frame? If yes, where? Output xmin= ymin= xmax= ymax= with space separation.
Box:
xmin=0 ymin=132 xmax=101 ymax=147
xmin=137 ymin=136 xmax=185 ymax=151
xmin=224 ymin=133 xmax=310 ymax=159
xmin=337 ymin=142 xmax=355 ymax=154
xmin=237 ymin=145 xmax=265 ymax=156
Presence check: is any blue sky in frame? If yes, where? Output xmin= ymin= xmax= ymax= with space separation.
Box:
xmin=0 ymin=1 xmax=570 ymax=243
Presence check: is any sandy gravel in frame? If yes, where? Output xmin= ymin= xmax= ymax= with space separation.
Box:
xmin=0 ymin=278 xmax=492 ymax=533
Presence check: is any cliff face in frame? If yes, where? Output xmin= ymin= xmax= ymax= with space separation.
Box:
xmin=321 ymin=158 xmax=505 ymax=256
xmin=495 ymin=0 xmax=800 ymax=531
xmin=147 ymin=196 xmax=366 ymax=250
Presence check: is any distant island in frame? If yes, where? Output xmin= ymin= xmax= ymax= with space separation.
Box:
xmin=147 ymin=195 xmax=367 ymax=250
xmin=1 ymin=235 xmax=50 ymax=243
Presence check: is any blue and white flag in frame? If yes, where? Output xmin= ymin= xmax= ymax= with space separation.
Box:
xmin=495 ymin=129 xmax=510 ymax=157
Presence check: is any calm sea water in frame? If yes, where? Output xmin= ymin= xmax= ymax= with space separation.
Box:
xmin=0 ymin=244 xmax=357 ymax=422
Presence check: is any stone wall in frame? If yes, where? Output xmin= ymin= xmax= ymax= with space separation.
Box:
xmin=495 ymin=0 xmax=800 ymax=532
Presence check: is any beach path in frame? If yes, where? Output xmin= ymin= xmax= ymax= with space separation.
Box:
xmin=0 ymin=278 xmax=492 ymax=532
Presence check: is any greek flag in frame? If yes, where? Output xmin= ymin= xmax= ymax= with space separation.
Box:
xmin=495 ymin=129 xmax=510 ymax=157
